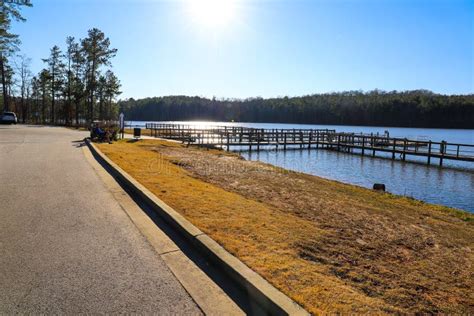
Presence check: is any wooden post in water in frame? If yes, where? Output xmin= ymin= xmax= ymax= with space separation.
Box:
xmin=439 ymin=140 xmax=446 ymax=166
xmin=402 ymin=139 xmax=407 ymax=161
xmin=308 ymin=131 xmax=312 ymax=150
xmin=249 ymin=131 xmax=252 ymax=152
xmin=392 ymin=139 xmax=396 ymax=160
xmin=257 ymin=130 xmax=260 ymax=152
xmin=372 ymin=136 xmax=376 ymax=157
xmin=284 ymin=133 xmax=287 ymax=150
xmin=427 ymin=141 xmax=432 ymax=165
xmin=226 ymin=133 xmax=230 ymax=151
xmin=361 ymin=137 xmax=365 ymax=156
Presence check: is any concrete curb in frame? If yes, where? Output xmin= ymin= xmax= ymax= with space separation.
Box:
xmin=86 ymin=139 xmax=309 ymax=316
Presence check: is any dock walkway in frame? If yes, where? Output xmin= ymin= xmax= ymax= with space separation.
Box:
xmin=145 ymin=123 xmax=474 ymax=166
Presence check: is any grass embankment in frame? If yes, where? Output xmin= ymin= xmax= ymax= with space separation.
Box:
xmin=96 ymin=139 xmax=474 ymax=314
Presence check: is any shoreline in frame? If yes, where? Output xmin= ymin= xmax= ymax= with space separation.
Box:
xmin=239 ymin=148 xmax=474 ymax=213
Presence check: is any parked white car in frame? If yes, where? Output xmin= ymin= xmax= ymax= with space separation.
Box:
xmin=1 ymin=112 xmax=18 ymax=124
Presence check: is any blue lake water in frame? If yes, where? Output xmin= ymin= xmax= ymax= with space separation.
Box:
xmin=128 ymin=121 xmax=474 ymax=212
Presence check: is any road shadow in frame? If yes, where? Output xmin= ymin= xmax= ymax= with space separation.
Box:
xmin=71 ymin=139 xmax=86 ymax=148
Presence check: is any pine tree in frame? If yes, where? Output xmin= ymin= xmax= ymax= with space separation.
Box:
xmin=104 ymin=70 xmax=121 ymax=119
xmin=38 ymin=69 xmax=50 ymax=124
xmin=42 ymin=45 xmax=64 ymax=124
xmin=81 ymin=28 xmax=117 ymax=122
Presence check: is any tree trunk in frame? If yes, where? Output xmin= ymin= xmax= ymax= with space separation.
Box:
xmin=51 ymin=70 xmax=55 ymax=124
xmin=66 ymin=63 xmax=71 ymax=126
xmin=21 ymin=96 xmax=25 ymax=123
xmin=0 ymin=54 xmax=9 ymax=112
xmin=99 ymin=90 xmax=103 ymax=120
xmin=75 ymin=99 xmax=80 ymax=126
xmin=89 ymin=58 xmax=96 ymax=123
xmin=42 ymin=85 xmax=46 ymax=124
xmin=89 ymin=79 xmax=94 ymax=122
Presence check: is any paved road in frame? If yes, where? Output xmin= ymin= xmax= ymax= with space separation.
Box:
xmin=0 ymin=125 xmax=201 ymax=314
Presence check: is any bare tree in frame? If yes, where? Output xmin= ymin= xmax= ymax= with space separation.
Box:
xmin=15 ymin=54 xmax=32 ymax=122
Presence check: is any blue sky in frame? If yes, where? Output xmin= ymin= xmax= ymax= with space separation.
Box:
xmin=13 ymin=0 xmax=473 ymax=99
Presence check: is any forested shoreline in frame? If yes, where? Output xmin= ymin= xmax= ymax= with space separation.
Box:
xmin=120 ymin=90 xmax=474 ymax=129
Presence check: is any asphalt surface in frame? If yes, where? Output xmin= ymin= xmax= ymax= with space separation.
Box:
xmin=0 ymin=125 xmax=202 ymax=314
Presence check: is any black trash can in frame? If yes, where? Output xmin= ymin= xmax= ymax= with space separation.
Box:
xmin=133 ymin=128 xmax=141 ymax=138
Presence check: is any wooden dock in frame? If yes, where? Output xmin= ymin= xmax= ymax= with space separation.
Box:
xmin=144 ymin=123 xmax=474 ymax=166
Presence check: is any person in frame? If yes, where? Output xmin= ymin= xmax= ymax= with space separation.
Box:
xmin=440 ymin=140 xmax=447 ymax=154
xmin=96 ymin=126 xmax=106 ymax=139
xmin=91 ymin=125 xmax=106 ymax=141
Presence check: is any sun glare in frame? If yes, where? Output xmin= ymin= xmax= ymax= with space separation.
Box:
xmin=186 ymin=0 xmax=238 ymax=28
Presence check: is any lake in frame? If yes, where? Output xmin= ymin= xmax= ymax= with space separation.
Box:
xmin=127 ymin=121 xmax=474 ymax=212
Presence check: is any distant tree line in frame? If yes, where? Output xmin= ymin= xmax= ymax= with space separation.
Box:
xmin=1 ymin=1 xmax=121 ymax=125
xmin=120 ymin=90 xmax=474 ymax=128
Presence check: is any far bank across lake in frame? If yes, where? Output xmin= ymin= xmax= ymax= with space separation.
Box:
xmin=120 ymin=90 xmax=474 ymax=129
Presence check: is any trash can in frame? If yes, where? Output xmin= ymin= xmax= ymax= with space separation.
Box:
xmin=133 ymin=128 xmax=141 ymax=139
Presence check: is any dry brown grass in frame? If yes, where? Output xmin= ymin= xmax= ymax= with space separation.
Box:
xmin=96 ymin=139 xmax=474 ymax=315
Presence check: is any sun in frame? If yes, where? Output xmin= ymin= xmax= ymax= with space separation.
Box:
xmin=186 ymin=0 xmax=238 ymax=28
